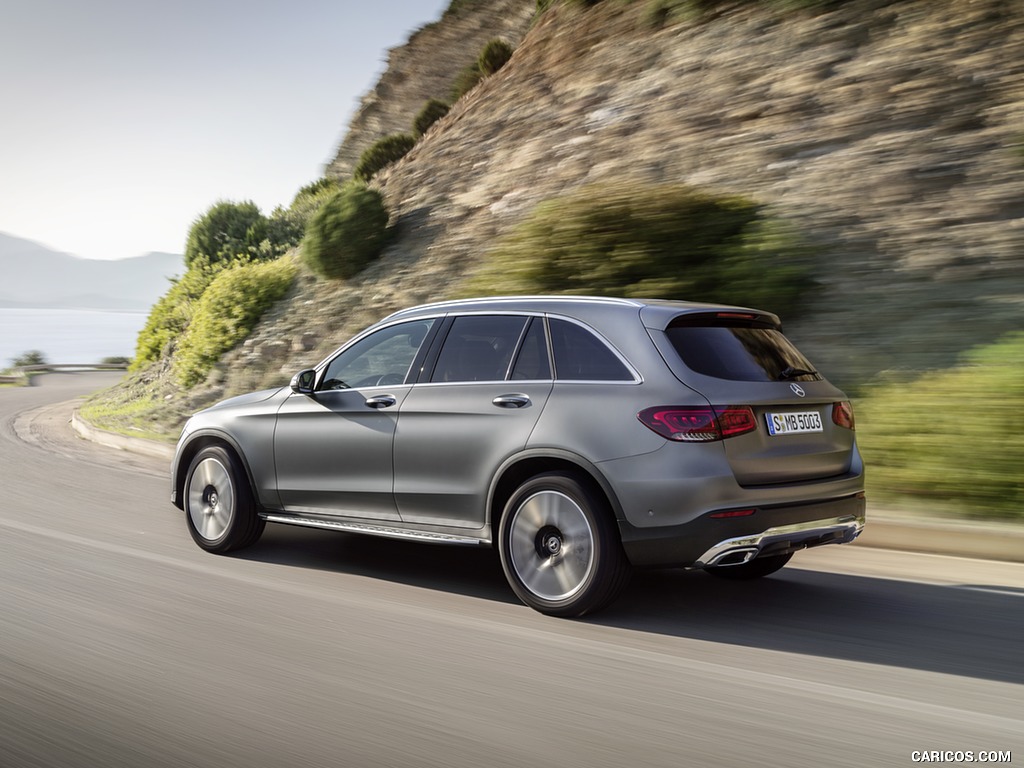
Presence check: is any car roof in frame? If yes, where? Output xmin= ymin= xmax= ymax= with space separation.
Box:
xmin=381 ymin=296 xmax=780 ymax=329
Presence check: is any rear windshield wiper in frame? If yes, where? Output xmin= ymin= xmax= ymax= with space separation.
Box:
xmin=777 ymin=366 xmax=818 ymax=381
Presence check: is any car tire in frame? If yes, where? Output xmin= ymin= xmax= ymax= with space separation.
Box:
xmin=498 ymin=472 xmax=630 ymax=617
xmin=184 ymin=445 xmax=265 ymax=554
xmin=704 ymin=552 xmax=792 ymax=580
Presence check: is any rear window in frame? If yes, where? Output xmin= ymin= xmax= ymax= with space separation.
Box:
xmin=666 ymin=319 xmax=820 ymax=382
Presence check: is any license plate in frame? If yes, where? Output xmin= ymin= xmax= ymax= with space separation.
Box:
xmin=765 ymin=410 xmax=823 ymax=436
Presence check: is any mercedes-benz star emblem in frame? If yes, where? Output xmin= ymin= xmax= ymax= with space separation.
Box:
xmin=790 ymin=383 xmax=806 ymax=397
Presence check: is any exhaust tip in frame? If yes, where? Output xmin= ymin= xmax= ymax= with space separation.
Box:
xmin=708 ymin=547 xmax=759 ymax=567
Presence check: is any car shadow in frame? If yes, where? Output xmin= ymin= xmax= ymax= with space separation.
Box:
xmin=239 ymin=522 xmax=519 ymax=606
xmin=239 ymin=524 xmax=1023 ymax=686
xmin=597 ymin=567 xmax=1024 ymax=686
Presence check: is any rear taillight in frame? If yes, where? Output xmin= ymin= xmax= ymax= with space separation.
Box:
xmin=638 ymin=406 xmax=756 ymax=442
xmin=832 ymin=401 xmax=855 ymax=430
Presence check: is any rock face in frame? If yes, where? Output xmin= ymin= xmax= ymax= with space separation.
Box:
xmin=326 ymin=0 xmax=536 ymax=179
xmin=153 ymin=0 xmax=1024 ymax=425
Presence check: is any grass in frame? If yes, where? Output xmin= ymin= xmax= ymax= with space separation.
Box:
xmin=856 ymin=333 xmax=1024 ymax=521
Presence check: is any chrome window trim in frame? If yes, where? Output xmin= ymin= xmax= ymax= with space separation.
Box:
xmin=311 ymin=309 xmax=643 ymax=387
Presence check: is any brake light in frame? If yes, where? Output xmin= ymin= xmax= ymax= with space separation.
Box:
xmin=832 ymin=401 xmax=855 ymax=430
xmin=637 ymin=406 xmax=756 ymax=442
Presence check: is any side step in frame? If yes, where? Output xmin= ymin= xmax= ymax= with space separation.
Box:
xmin=260 ymin=513 xmax=488 ymax=546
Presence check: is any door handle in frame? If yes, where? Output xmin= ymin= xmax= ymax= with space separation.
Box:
xmin=492 ymin=394 xmax=531 ymax=409
xmin=365 ymin=395 xmax=397 ymax=409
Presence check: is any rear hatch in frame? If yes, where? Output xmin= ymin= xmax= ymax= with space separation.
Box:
xmin=646 ymin=308 xmax=856 ymax=486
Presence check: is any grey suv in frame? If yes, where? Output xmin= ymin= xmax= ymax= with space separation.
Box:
xmin=171 ymin=296 xmax=865 ymax=616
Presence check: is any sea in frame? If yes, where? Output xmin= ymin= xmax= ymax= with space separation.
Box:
xmin=0 ymin=308 xmax=149 ymax=368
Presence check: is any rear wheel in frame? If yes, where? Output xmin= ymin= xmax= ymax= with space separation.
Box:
xmin=498 ymin=472 xmax=630 ymax=617
xmin=704 ymin=552 xmax=792 ymax=580
xmin=184 ymin=445 xmax=265 ymax=553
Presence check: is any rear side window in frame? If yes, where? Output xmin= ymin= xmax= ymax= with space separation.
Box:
xmin=666 ymin=320 xmax=819 ymax=382
xmin=549 ymin=318 xmax=632 ymax=381
xmin=431 ymin=315 xmax=528 ymax=383
xmin=510 ymin=317 xmax=551 ymax=381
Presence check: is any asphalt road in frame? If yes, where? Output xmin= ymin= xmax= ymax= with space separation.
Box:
xmin=1 ymin=373 xmax=1021 ymax=768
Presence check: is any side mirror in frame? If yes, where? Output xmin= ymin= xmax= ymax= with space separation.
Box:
xmin=290 ymin=368 xmax=316 ymax=395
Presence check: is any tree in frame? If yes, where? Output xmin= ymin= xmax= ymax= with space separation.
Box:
xmin=12 ymin=350 xmax=47 ymax=367
xmin=184 ymin=200 xmax=266 ymax=268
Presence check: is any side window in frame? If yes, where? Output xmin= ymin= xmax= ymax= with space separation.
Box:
xmin=320 ymin=319 xmax=435 ymax=390
xmin=430 ymin=316 xmax=528 ymax=383
xmin=549 ymin=318 xmax=632 ymax=381
xmin=510 ymin=317 xmax=551 ymax=381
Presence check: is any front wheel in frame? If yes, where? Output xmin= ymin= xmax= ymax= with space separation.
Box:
xmin=184 ymin=445 xmax=265 ymax=554
xmin=498 ymin=472 xmax=630 ymax=617
xmin=704 ymin=552 xmax=792 ymax=580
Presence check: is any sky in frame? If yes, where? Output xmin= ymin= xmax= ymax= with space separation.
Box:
xmin=0 ymin=0 xmax=451 ymax=261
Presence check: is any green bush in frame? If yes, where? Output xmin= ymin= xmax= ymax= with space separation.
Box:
xmin=184 ymin=198 xmax=312 ymax=267
xmin=254 ymin=177 xmax=343 ymax=259
xmin=301 ymin=184 xmax=390 ymax=281
xmin=184 ymin=201 xmax=266 ymax=268
xmin=292 ymin=177 xmax=339 ymax=206
xmin=353 ymin=134 xmax=416 ymax=182
xmin=413 ymin=99 xmax=451 ymax=138
xmin=173 ymin=257 xmax=297 ymax=388
xmin=450 ymin=62 xmax=485 ymax=102
xmin=479 ymin=39 xmax=514 ymax=76
xmin=461 ymin=182 xmax=816 ymax=314
xmin=133 ymin=257 xmax=226 ymax=368
xmin=857 ymin=333 xmax=1024 ymax=520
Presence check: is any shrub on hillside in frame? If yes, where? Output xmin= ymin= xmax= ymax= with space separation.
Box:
xmin=479 ymin=38 xmax=514 ymax=75
xmin=173 ymin=257 xmax=297 ymax=388
xmin=857 ymin=333 xmax=1024 ymax=520
xmin=301 ymin=184 xmax=390 ymax=281
xmin=461 ymin=182 xmax=816 ymax=314
xmin=184 ymin=201 xmax=266 ymax=268
xmin=413 ymin=99 xmax=451 ymax=138
xmin=184 ymin=198 xmax=310 ymax=267
xmin=133 ymin=256 xmax=226 ymax=368
xmin=353 ymin=134 xmax=416 ymax=182
xmin=292 ymin=177 xmax=339 ymax=207
xmin=254 ymin=177 xmax=344 ymax=259
xmin=450 ymin=62 xmax=485 ymax=102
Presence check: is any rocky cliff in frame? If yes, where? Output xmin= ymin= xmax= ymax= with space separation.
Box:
xmin=125 ymin=0 xmax=1024 ymax=433
xmin=326 ymin=0 xmax=536 ymax=178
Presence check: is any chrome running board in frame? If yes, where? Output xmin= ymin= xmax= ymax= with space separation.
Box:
xmin=693 ymin=514 xmax=865 ymax=568
xmin=260 ymin=513 xmax=487 ymax=546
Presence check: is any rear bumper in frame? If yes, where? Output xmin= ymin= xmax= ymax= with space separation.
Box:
xmin=692 ymin=514 xmax=863 ymax=568
xmin=618 ymin=493 xmax=865 ymax=568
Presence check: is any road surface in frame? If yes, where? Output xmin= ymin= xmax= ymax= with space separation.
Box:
xmin=1 ymin=373 xmax=1021 ymax=767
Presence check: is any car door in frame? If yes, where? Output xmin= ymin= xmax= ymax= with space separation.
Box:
xmin=274 ymin=318 xmax=437 ymax=521
xmin=394 ymin=315 xmax=553 ymax=529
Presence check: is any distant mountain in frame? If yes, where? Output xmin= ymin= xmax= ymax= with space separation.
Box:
xmin=0 ymin=233 xmax=182 ymax=311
